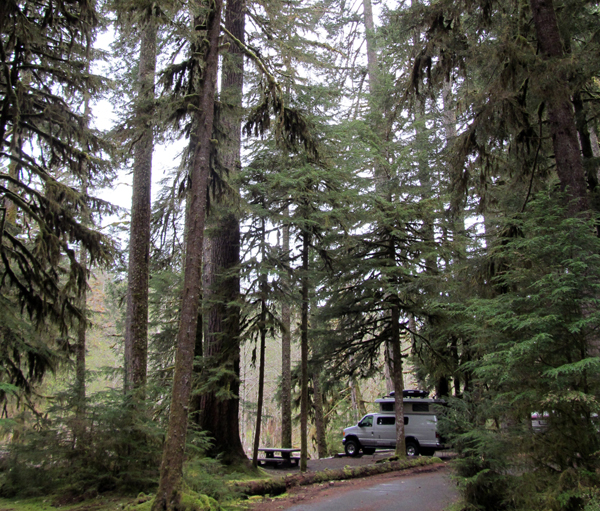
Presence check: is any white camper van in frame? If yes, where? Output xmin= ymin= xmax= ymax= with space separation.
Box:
xmin=342 ymin=390 xmax=445 ymax=456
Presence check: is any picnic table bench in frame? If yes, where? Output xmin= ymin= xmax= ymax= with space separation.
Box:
xmin=257 ymin=447 xmax=301 ymax=468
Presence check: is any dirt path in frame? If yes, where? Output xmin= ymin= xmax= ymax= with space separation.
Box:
xmin=249 ymin=459 xmax=457 ymax=511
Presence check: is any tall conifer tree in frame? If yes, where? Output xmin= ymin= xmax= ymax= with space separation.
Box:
xmin=153 ymin=0 xmax=223 ymax=505
xmin=197 ymin=0 xmax=247 ymax=464
xmin=123 ymin=2 xmax=158 ymax=395
xmin=0 ymin=0 xmax=114 ymax=404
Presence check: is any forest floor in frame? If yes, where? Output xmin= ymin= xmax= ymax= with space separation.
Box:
xmin=0 ymin=453 xmax=456 ymax=511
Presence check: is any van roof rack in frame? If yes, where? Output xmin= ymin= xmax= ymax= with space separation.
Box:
xmin=388 ymin=389 xmax=430 ymax=399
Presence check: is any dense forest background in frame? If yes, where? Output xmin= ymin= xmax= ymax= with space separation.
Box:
xmin=1 ymin=0 xmax=600 ymax=509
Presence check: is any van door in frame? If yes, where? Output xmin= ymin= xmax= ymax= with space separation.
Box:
xmin=356 ymin=414 xmax=376 ymax=447
xmin=375 ymin=416 xmax=396 ymax=447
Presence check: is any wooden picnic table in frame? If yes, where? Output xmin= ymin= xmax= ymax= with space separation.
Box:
xmin=257 ymin=447 xmax=301 ymax=468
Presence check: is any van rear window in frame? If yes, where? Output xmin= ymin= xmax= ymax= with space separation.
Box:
xmin=413 ymin=403 xmax=430 ymax=412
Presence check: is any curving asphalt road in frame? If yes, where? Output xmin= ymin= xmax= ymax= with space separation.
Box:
xmin=283 ymin=469 xmax=458 ymax=511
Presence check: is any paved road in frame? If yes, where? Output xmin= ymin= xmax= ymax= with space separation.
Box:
xmin=283 ymin=470 xmax=458 ymax=511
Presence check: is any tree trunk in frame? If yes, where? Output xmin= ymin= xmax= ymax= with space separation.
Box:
xmin=349 ymin=373 xmax=367 ymax=421
xmin=74 ymin=181 xmax=88 ymax=446
xmin=363 ymin=0 xmax=378 ymax=93
xmin=442 ymin=75 xmax=463 ymax=231
xmin=151 ymin=1 xmax=222 ymax=508
xmin=590 ymin=127 xmax=600 ymax=159
xmin=363 ymin=0 xmax=405 ymax=456
xmin=251 ymin=309 xmax=266 ymax=467
xmin=75 ymin=45 xmax=92 ymax=438
xmin=281 ymin=218 xmax=292 ymax=449
xmin=300 ymin=232 xmax=310 ymax=472
xmin=75 ymin=247 xmax=87 ymax=418
xmin=312 ymin=370 xmax=327 ymax=458
xmin=4 ymin=121 xmax=22 ymax=225
xmin=383 ymin=343 xmax=394 ymax=395
xmin=196 ymin=0 xmax=247 ymax=465
xmin=199 ymin=214 xmax=246 ymax=463
xmin=529 ymin=0 xmax=588 ymax=215
xmin=573 ymin=92 xmax=600 ymax=225
xmin=348 ymin=354 xmax=367 ymax=420
xmin=124 ymin=13 xmax=157 ymax=395
xmin=391 ymin=302 xmax=406 ymax=458
xmin=252 ymin=221 xmax=268 ymax=467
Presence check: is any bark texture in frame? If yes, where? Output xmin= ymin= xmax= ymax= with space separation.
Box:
xmin=252 ymin=239 xmax=267 ymax=467
xmin=199 ymin=214 xmax=245 ymax=463
xmin=252 ymin=284 xmax=267 ymax=467
xmin=75 ymin=51 xmax=92 ymax=433
xmin=280 ymin=219 xmax=292 ymax=448
xmin=573 ymin=93 xmax=600 ymax=226
xmin=124 ymin=13 xmax=157 ymax=393
xmin=196 ymin=0 xmax=247 ymax=464
xmin=152 ymin=1 xmax=222 ymax=508
xmin=300 ymin=233 xmax=309 ymax=472
xmin=349 ymin=373 xmax=367 ymax=421
xmin=383 ymin=344 xmax=394 ymax=395
xmin=312 ymin=371 xmax=328 ymax=459
xmin=529 ymin=0 xmax=588 ymax=214
xmin=390 ymin=303 xmax=406 ymax=458
xmin=363 ymin=0 xmax=378 ymax=93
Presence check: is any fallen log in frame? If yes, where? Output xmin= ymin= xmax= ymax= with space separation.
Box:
xmin=233 ymin=456 xmax=441 ymax=497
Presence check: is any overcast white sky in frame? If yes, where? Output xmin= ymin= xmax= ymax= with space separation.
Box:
xmin=92 ymin=29 xmax=187 ymax=234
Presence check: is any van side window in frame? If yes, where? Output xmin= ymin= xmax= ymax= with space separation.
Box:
xmin=413 ymin=403 xmax=430 ymax=412
xmin=377 ymin=417 xmax=395 ymax=425
xmin=381 ymin=403 xmax=394 ymax=412
xmin=404 ymin=417 xmax=409 ymax=425
xmin=359 ymin=415 xmax=373 ymax=427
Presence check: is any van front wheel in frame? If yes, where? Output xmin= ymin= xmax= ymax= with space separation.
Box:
xmin=406 ymin=441 xmax=419 ymax=456
xmin=345 ymin=439 xmax=360 ymax=457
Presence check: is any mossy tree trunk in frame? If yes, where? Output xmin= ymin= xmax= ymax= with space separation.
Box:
xmin=124 ymin=11 xmax=157 ymax=396
xmin=300 ymin=232 xmax=310 ymax=472
xmin=312 ymin=370 xmax=327 ymax=458
xmin=252 ymin=218 xmax=268 ymax=467
xmin=196 ymin=0 xmax=247 ymax=465
xmin=390 ymin=301 xmax=406 ymax=458
xmin=281 ymin=217 xmax=292 ymax=449
xmin=529 ymin=0 xmax=588 ymax=215
xmin=152 ymin=0 xmax=222 ymax=508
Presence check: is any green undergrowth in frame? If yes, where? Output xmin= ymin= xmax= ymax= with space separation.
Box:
xmin=124 ymin=492 xmax=220 ymax=511
xmin=0 ymin=495 xmax=130 ymax=511
xmin=183 ymin=456 xmax=267 ymax=503
xmin=0 ymin=492 xmax=223 ymax=511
